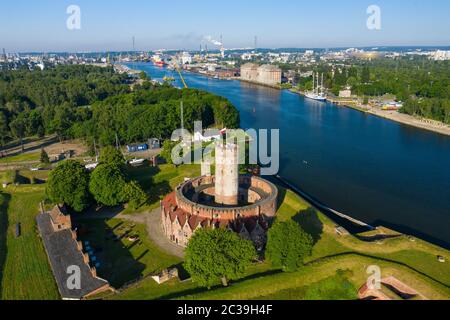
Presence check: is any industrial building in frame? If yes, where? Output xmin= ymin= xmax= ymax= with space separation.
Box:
xmin=240 ymin=63 xmax=282 ymax=86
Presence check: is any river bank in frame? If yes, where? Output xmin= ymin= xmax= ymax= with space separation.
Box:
xmin=289 ymin=88 xmax=450 ymax=137
xmin=141 ymin=63 xmax=450 ymax=137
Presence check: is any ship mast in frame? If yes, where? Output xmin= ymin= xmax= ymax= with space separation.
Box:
xmin=316 ymin=72 xmax=319 ymax=95
xmin=312 ymin=72 xmax=315 ymax=94
xmin=321 ymin=73 xmax=324 ymax=95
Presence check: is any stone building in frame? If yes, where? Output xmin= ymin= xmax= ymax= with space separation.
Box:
xmin=160 ymin=143 xmax=278 ymax=250
xmin=240 ymin=63 xmax=259 ymax=82
xmin=257 ymin=64 xmax=282 ymax=86
xmin=240 ymin=63 xmax=282 ymax=86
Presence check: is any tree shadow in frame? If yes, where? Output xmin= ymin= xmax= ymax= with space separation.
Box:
xmin=80 ymin=205 xmax=125 ymax=219
xmin=292 ymin=207 xmax=324 ymax=245
xmin=0 ymin=192 xmax=11 ymax=299
xmin=146 ymin=180 xmax=172 ymax=207
xmin=74 ymin=218 xmax=147 ymax=289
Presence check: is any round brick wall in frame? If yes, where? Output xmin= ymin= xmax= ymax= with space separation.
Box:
xmin=175 ymin=175 xmax=278 ymax=221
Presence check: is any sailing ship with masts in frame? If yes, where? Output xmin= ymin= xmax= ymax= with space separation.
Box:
xmin=305 ymin=72 xmax=327 ymax=101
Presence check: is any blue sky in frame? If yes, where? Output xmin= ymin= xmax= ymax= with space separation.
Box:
xmin=1 ymin=0 xmax=449 ymax=52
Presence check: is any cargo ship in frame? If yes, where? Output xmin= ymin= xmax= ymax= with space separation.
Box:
xmin=154 ymin=60 xmax=166 ymax=67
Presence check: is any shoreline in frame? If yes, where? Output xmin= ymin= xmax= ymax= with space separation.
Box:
xmin=124 ymin=62 xmax=450 ymax=138
xmin=288 ymin=88 xmax=450 ymax=137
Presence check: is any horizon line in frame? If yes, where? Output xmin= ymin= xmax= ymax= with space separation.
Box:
xmin=6 ymin=44 xmax=450 ymax=54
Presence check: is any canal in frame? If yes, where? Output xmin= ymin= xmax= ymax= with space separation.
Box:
xmin=132 ymin=62 xmax=450 ymax=249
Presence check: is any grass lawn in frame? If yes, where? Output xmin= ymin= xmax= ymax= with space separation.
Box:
xmin=0 ymin=152 xmax=40 ymax=164
xmin=123 ymin=164 xmax=200 ymax=214
xmin=76 ymin=218 xmax=181 ymax=288
xmin=114 ymin=182 xmax=450 ymax=300
xmin=244 ymin=271 xmax=357 ymax=300
xmin=0 ymin=185 xmax=59 ymax=300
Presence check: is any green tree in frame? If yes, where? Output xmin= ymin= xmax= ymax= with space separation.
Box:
xmin=184 ymin=228 xmax=256 ymax=288
xmin=160 ymin=140 xmax=178 ymax=165
xmin=89 ymin=164 xmax=127 ymax=206
xmin=361 ymin=66 xmax=371 ymax=84
xmin=40 ymin=148 xmax=50 ymax=164
xmin=9 ymin=116 xmax=26 ymax=152
xmin=46 ymin=160 xmax=91 ymax=212
xmin=0 ymin=111 xmax=9 ymax=146
xmin=98 ymin=146 xmax=125 ymax=170
xmin=122 ymin=180 xmax=148 ymax=210
xmin=139 ymin=71 xmax=149 ymax=81
xmin=266 ymin=220 xmax=313 ymax=272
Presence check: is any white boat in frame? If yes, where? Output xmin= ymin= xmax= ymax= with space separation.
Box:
xmin=305 ymin=92 xmax=327 ymax=101
xmin=129 ymin=158 xmax=145 ymax=166
xmin=85 ymin=162 xmax=99 ymax=171
xmin=305 ymin=72 xmax=327 ymax=102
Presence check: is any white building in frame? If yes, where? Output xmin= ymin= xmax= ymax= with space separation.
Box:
xmin=181 ymin=52 xmax=192 ymax=65
xmin=430 ymin=50 xmax=450 ymax=61
xmin=339 ymin=88 xmax=352 ymax=98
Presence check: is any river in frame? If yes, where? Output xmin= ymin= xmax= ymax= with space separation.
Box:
xmin=130 ymin=62 xmax=450 ymax=249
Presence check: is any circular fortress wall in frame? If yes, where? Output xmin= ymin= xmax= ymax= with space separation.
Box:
xmin=175 ymin=175 xmax=278 ymax=221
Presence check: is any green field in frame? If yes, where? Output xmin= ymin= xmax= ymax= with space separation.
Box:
xmin=0 ymin=185 xmax=59 ymax=300
xmin=0 ymin=170 xmax=51 ymax=185
xmin=114 ymin=184 xmax=450 ymax=300
xmin=0 ymin=152 xmax=40 ymax=164
xmin=124 ymin=164 xmax=201 ymax=214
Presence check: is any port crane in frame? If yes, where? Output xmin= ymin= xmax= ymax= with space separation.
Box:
xmin=174 ymin=64 xmax=188 ymax=89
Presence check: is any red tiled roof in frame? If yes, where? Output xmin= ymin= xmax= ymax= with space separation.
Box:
xmin=176 ymin=209 xmax=188 ymax=227
xmin=161 ymin=192 xmax=268 ymax=234
xmin=188 ymin=215 xmax=199 ymax=229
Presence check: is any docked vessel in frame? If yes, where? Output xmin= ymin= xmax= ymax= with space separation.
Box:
xmin=305 ymin=72 xmax=327 ymax=101
xmin=154 ymin=60 xmax=166 ymax=67
xmin=129 ymin=158 xmax=145 ymax=166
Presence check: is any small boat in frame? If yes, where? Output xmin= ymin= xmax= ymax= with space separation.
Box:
xmin=85 ymin=163 xmax=99 ymax=171
xmin=129 ymin=158 xmax=145 ymax=166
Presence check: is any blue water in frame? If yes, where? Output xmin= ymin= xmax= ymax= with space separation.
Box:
xmin=131 ymin=62 xmax=450 ymax=248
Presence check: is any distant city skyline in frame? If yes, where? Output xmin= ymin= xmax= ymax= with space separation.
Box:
xmin=1 ymin=0 xmax=449 ymax=52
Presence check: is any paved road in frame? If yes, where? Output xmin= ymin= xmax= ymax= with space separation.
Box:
xmin=144 ymin=208 xmax=185 ymax=258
